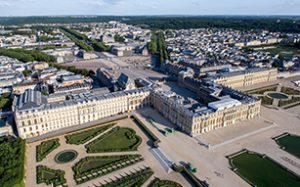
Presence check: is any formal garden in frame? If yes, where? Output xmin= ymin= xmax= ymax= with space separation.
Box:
xmin=228 ymin=150 xmax=300 ymax=187
xmin=36 ymin=165 xmax=67 ymax=187
xmin=274 ymin=133 xmax=300 ymax=159
xmin=247 ymin=85 xmax=300 ymax=109
xmin=30 ymin=119 xmax=161 ymax=186
xmin=36 ymin=138 xmax=60 ymax=162
xmin=85 ymin=126 xmax=142 ymax=153
xmin=0 ymin=136 xmax=25 ymax=187
xmin=73 ymin=154 xmax=144 ymax=184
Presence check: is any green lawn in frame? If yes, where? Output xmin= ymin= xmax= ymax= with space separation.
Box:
xmin=276 ymin=134 xmax=300 ymax=159
xmin=230 ymin=151 xmax=300 ymax=187
xmin=65 ymin=123 xmax=114 ymax=145
xmin=86 ymin=126 xmax=142 ymax=153
xmin=36 ymin=165 xmax=66 ymax=186
xmin=36 ymin=138 xmax=60 ymax=162
xmin=76 ymin=156 xmax=126 ymax=174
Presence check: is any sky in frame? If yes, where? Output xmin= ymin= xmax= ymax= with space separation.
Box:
xmin=0 ymin=0 xmax=300 ymax=16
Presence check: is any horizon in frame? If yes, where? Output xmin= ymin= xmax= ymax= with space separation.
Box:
xmin=1 ymin=0 xmax=300 ymax=16
xmin=0 ymin=14 xmax=300 ymax=18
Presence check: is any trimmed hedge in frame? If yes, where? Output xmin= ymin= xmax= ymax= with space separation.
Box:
xmin=172 ymin=164 xmax=208 ymax=187
xmin=36 ymin=165 xmax=66 ymax=187
xmin=36 ymin=138 xmax=60 ymax=162
xmin=131 ymin=115 xmax=160 ymax=148
xmin=99 ymin=167 xmax=153 ymax=187
xmin=85 ymin=126 xmax=142 ymax=153
xmin=150 ymin=178 xmax=183 ymax=187
xmin=65 ymin=123 xmax=115 ymax=145
xmin=73 ymin=154 xmax=144 ymax=184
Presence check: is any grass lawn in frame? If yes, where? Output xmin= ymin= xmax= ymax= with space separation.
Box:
xmin=65 ymin=123 xmax=114 ymax=145
xmin=276 ymin=134 xmax=300 ymax=159
xmin=36 ymin=138 xmax=60 ymax=162
xmin=36 ymin=165 xmax=66 ymax=186
xmin=76 ymin=156 xmax=126 ymax=174
xmin=86 ymin=126 xmax=142 ymax=153
xmin=230 ymin=151 xmax=300 ymax=187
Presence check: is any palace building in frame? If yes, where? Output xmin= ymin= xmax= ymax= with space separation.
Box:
xmin=14 ymin=81 xmax=261 ymax=139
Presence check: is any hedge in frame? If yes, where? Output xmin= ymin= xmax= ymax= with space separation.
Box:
xmin=73 ymin=155 xmax=144 ymax=184
xmin=36 ymin=138 xmax=60 ymax=162
xmin=36 ymin=165 xmax=66 ymax=187
xmin=131 ymin=115 xmax=160 ymax=148
xmin=150 ymin=178 xmax=183 ymax=187
xmin=99 ymin=167 xmax=153 ymax=187
xmin=172 ymin=164 xmax=208 ymax=187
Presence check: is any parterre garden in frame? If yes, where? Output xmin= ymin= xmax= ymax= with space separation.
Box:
xmin=33 ymin=119 xmax=181 ymax=186
xmin=247 ymin=85 xmax=300 ymax=109
xmin=36 ymin=165 xmax=67 ymax=187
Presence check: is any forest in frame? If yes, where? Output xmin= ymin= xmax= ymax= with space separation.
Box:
xmin=0 ymin=16 xmax=299 ymax=33
xmin=0 ymin=136 xmax=25 ymax=187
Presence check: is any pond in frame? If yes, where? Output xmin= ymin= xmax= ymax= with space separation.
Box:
xmin=267 ymin=92 xmax=289 ymax=100
xmin=55 ymin=150 xmax=78 ymax=163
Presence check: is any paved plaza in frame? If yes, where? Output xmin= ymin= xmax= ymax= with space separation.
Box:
xmin=136 ymin=104 xmax=300 ymax=187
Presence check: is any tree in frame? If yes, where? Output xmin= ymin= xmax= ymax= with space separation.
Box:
xmin=114 ymin=34 xmax=125 ymax=43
